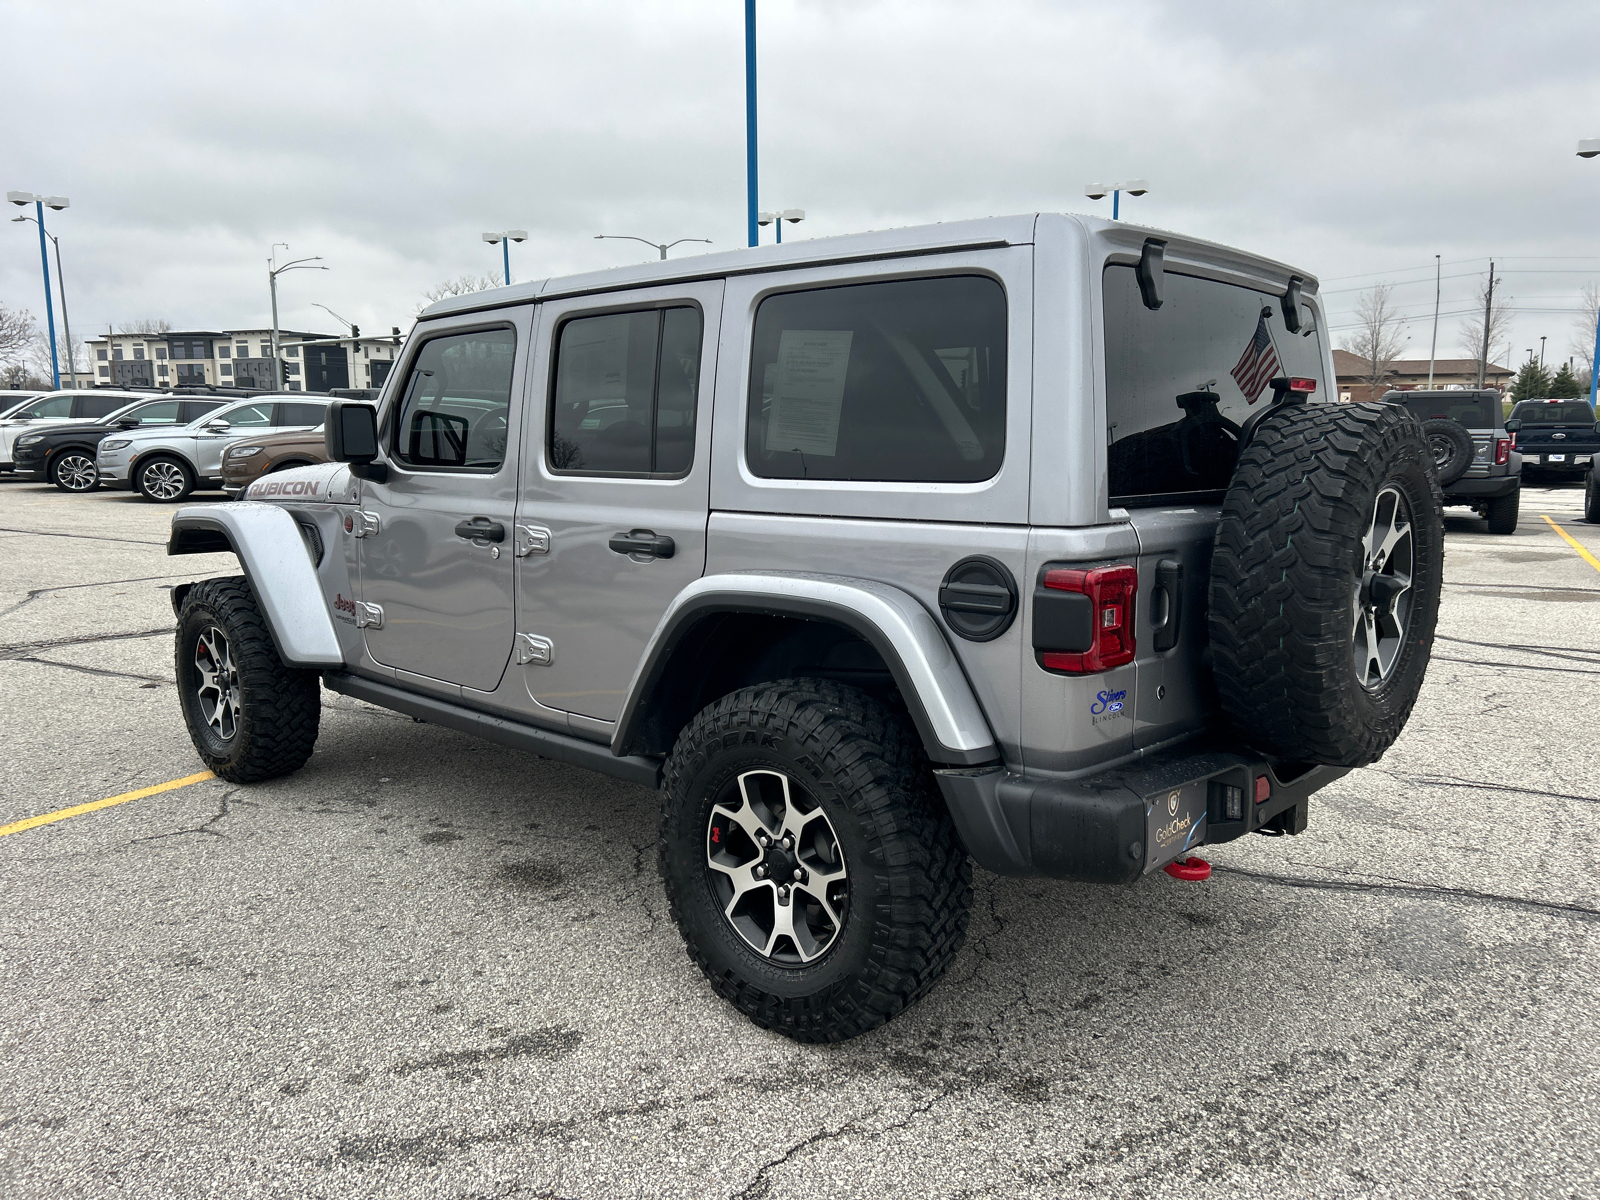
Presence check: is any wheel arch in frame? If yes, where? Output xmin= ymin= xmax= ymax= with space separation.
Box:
xmin=168 ymin=503 xmax=343 ymax=667
xmin=613 ymin=574 xmax=999 ymax=767
xmin=130 ymin=447 xmax=199 ymax=483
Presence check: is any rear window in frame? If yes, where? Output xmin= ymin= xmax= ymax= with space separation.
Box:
xmin=1103 ymin=266 xmax=1325 ymax=501
xmin=275 ymin=402 xmax=327 ymax=427
xmin=75 ymin=394 xmax=127 ymax=419
xmin=745 ymin=275 xmax=1007 ymax=484
xmin=1510 ymin=401 xmax=1594 ymax=425
xmin=1395 ymin=392 xmax=1499 ymax=429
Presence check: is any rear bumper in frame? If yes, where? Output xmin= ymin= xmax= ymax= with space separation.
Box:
xmin=935 ymin=742 xmax=1349 ymax=883
xmin=1443 ymin=475 xmax=1518 ymax=501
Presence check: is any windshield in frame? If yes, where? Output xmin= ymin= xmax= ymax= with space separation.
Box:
xmin=1511 ymin=401 xmax=1594 ymax=425
xmin=1395 ymin=392 xmax=1500 ymax=430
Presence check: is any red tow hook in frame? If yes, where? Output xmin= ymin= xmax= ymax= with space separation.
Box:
xmin=1163 ymin=857 xmax=1212 ymax=882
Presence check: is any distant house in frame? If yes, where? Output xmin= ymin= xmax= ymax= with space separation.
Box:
xmin=1333 ymin=350 xmax=1512 ymax=402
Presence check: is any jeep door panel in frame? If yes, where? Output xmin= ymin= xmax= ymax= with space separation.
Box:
xmin=357 ymin=312 xmax=529 ymax=694
xmin=512 ymin=281 xmax=723 ymax=725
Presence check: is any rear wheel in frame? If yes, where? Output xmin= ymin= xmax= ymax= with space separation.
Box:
xmin=1584 ymin=468 xmax=1599 ymax=524
xmin=175 ymin=577 xmax=321 ymax=782
xmin=1486 ymin=487 xmax=1519 ymax=535
xmin=659 ymin=679 xmax=971 ymax=1042
xmin=136 ymin=455 xmax=194 ymax=503
xmin=50 ymin=451 xmax=99 ymax=492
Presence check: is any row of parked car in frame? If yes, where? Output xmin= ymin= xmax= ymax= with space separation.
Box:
xmin=0 ymin=387 xmax=346 ymax=502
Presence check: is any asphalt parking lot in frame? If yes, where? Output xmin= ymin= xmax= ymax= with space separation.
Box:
xmin=2 ymin=478 xmax=1598 ymax=1200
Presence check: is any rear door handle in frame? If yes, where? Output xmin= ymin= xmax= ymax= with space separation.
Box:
xmin=454 ymin=517 xmax=506 ymax=543
xmin=609 ymin=529 xmax=675 ymax=559
xmin=1153 ymin=558 xmax=1183 ymax=652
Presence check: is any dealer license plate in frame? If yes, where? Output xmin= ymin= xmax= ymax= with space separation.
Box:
xmin=1549 ymin=454 xmax=1567 ymax=462
xmin=1143 ymin=782 xmax=1208 ymax=874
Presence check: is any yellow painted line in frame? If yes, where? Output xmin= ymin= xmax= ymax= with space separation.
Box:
xmin=0 ymin=770 xmax=215 ymax=838
xmin=1541 ymin=515 xmax=1600 ymax=575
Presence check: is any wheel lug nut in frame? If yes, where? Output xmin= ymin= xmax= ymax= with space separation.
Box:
xmin=793 ymin=868 xmax=803 ymax=881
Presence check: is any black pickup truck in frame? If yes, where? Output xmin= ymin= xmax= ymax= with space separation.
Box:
xmin=1508 ymin=399 xmax=1600 ymax=480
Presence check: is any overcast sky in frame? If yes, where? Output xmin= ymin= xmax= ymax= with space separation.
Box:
xmin=5 ymin=0 xmax=1599 ymax=370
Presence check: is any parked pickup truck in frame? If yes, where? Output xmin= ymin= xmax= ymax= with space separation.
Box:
xmin=1507 ymin=398 xmax=1600 ymax=480
xmin=167 ymin=214 xmax=1445 ymax=1041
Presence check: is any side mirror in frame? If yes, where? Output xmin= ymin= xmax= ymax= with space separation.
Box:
xmin=325 ymin=401 xmax=387 ymax=482
xmin=203 ymin=419 xmax=231 ymax=432
xmin=1594 ymin=420 xmax=1600 ymax=436
xmin=117 ymin=417 xmax=142 ymax=429
xmin=1503 ymin=419 xmax=1521 ymax=433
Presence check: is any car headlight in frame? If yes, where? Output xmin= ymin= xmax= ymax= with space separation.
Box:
xmin=100 ymin=438 xmax=132 ymax=451
xmin=226 ymin=445 xmax=263 ymax=458
xmin=15 ymin=434 xmax=44 ymax=447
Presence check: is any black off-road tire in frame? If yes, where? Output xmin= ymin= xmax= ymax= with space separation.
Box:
xmin=1210 ymin=403 xmax=1443 ymax=767
xmin=1585 ymin=468 xmax=1600 ymax=524
xmin=659 ymin=679 xmax=971 ymax=1042
xmin=1420 ymin=418 xmax=1473 ymax=486
xmin=175 ymin=576 xmax=321 ymax=783
xmin=136 ymin=454 xmax=195 ymax=503
xmin=1485 ymin=487 xmax=1519 ymax=535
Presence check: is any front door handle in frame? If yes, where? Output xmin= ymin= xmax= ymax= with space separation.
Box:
xmin=454 ymin=517 xmax=506 ymax=543
xmin=608 ymin=529 xmax=675 ymax=559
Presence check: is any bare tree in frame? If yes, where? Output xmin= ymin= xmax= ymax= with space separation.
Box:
xmin=414 ymin=272 xmax=503 ymax=316
xmin=1570 ymin=281 xmax=1599 ymax=383
xmin=117 ymin=318 xmax=172 ymax=336
xmin=1456 ymin=274 xmax=1513 ymax=379
xmin=1 ymin=364 xmax=42 ymax=388
xmin=29 ymin=327 xmax=87 ymax=381
xmin=0 ymin=303 xmax=36 ymax=365
xmin=1338 ymin=284 xmax=1410 ymax=394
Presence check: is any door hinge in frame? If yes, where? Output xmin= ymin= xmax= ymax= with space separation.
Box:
xmin=516 ymin=632 xmax=554 ymax=666
xmin=515 ymin=524 xmax=551 ymax=557
xmin=351 ymin=510 xmax=381 ymax=538
xmin=354 ymin=601 xmax=384 ymax=629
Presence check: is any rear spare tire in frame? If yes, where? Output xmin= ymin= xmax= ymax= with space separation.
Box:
xmin=1210 ymin=402 xmax=1443 ymax=767
xmin=1419 ymin=418 xmax=1473 ymax=486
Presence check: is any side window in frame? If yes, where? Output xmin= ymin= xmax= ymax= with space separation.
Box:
xmin=180 ymin=401 xmax=225 ymax=422
xmin=130 ymin=400 xmax=183 ymax=425
xmin=22 ymin=395 xmax=73 ymax=420
xmin=274 ymin=402 xmax=327 ymax=427
xmin=75 ymin=394 xmax=127 ymax=419
xmin=1103 ymin=266 xmax=1326 ymax=500
xmin=549 ymin=306 xmax=703 ymax=476
xmin=392 ymin=327 xmax=516 ymax=470
xmin=221 ymin=402 xmax=275 ymax=429
xmin=745 ymin=276 xmax=1007 ymax=483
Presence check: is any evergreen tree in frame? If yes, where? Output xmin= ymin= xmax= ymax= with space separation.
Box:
xmin=1547 ymin=363 xmax=1584 ymax=398
xmin=1511 ymin=360 xmax=1552 ymax=402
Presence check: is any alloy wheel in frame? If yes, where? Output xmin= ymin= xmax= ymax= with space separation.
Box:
xmin=142 ymin=461 xmax=186 ymax=500
xmin=194 ymin=626 xmax=241 ymax=740
xmin=53 ymin=453 xmax=98 ymax=491
xmin=705 ymin=769 xmax=849 ymax=965
xmin=1352 ymin=486 xmax=1415 ymax=688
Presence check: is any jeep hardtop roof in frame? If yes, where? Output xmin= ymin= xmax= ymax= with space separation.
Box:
xmin=420 ymin=214 xmax=1323 ymax=321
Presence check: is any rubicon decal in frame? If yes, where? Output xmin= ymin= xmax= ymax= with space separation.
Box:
xmin=249 ymin=478 xmax=321 ymax=498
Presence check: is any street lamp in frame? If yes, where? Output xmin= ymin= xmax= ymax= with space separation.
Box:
xmin=757 ymin=209 xmax=805 ymax=244
xmin=1084 ymin=180 xmax=1149 ymax=221
xmin=1579 ymin=140 xmax=1600 ymax=406
xmin=593 ymin=235 xmax=713 ymax=261
xmin=10 ymin=212 xmax=78 ymax=387
xmin=268 ymin=245 xmax=327 ymax=391
xmin=7 ymin=191 xmax=69 ymax=388
xmin=482 ymin=230 xmax=528 ymax=286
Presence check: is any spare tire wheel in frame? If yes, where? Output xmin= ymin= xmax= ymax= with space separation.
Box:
xmin=1420 ymin=418 xmax=1473 ymax=486
xmin=1209 ymin=402 xmax=1443 ymax=767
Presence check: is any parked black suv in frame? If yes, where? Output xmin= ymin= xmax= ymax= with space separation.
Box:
xmin=12 ymin=396 xmax=227 ymax=491
xmin=1506 ymin=398 xmax=1600 ymax=480
xmin=1383 ymin=389 xmax=1520 ymax=534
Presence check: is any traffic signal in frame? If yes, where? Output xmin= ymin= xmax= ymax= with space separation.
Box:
xmin=351 ymin=324 xmax=360 ymax=340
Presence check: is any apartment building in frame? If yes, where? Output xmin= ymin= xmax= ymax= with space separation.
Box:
xmin=84 ymin=329 xmax=402 ymax=393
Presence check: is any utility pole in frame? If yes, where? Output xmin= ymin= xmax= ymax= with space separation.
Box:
xmin=1427 ymin=254 xmax=1440 ymax=389
xmin=1476 ymin=260 xmax=1495 ymax=390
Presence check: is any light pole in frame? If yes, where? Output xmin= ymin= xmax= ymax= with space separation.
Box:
xmin=6 ymin=191 xmax=69 ymax=388
xmin=1539 ymin=335 xmax=1546 ymax=369
xmin=594 ymin=235 xmax=712 ymax=261
xmin=268 ymin=245 xmax=327 ymax=391
xmin=745 ymin=0 xmax=758 ymax=247
xmin=1427 ymin=254 xmax=1440 ymax=389
xmin=482 ymin=230 xmax=527 ymax=286
xmin=1084 ymin=180 xmax=1149 ymax=221
xmin=1580 ymin=138 xmax=1600 ymax=407
xmin=10 ymin=212 xmax=78 ymax=387
xmin=757 ymin=209 xmax=804 ymax=244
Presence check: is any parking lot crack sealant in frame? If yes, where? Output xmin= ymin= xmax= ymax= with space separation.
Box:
xmin=1212 ymin=864 xmax=1600 ymax=923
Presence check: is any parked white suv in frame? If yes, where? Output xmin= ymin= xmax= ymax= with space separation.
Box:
xmin=98 ymin=395 xmax=329 ymax=501
xmin=0 ymin=389 xmax=157 ymax=472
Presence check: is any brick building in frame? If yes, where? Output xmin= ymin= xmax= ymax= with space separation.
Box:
xmin=1334 ymin=350 xmax=1512 ymax=402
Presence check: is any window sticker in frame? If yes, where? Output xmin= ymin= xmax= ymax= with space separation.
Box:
xmin=764 ymin=330 xmax=853 ymax=457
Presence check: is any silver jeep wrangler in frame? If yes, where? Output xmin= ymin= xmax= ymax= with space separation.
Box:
xmin=168 ymin=215 xmax=1444 ymax=1042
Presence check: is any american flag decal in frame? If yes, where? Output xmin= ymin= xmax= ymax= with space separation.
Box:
xmin=1230 ymin=311 xmax=1280 ymax=404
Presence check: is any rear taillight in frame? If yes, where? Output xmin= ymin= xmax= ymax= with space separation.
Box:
xmin=1495 ymin=437 xmax=1511 ymax=465
xmin=1035 ymin=564 xmax=1137 ymax=673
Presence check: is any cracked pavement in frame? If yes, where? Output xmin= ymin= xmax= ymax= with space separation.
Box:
xmin=1 ymin=479 xmax=1598 ymax=1198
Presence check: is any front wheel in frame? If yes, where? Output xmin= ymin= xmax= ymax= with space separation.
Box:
xmin=659 ymin=679 xmax=971 ymax=1042
xmin=175 ymin=577 xmax=321 ymax=782
xmin=51 ymin=451 xmax=99 ymax=492
xmin=136 ymin=455 xmax=194 ymax=503
xmin=1486 ymin=487 xmax=1519 ymax=535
